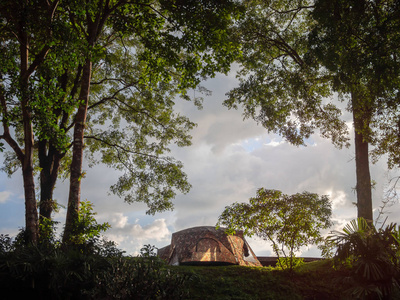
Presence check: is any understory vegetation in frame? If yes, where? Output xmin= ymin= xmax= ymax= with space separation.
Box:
xmin=1 ymin=248 xmax=399 ymax=300
xmin=1 ymin=218 xmax=399 ymax=300
xmin=0 ymin=238 xmax=191 ymax=300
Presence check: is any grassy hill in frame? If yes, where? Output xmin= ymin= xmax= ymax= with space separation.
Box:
xmin=170 ymin=260 xmax=399 ymax=300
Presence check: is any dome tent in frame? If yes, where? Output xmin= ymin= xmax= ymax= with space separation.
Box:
xmin=157 ymin=226 xmax=261 ymax=266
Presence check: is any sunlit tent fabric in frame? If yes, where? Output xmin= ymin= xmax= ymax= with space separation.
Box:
xmin=157 ymin=226 xmax=261 ymax=266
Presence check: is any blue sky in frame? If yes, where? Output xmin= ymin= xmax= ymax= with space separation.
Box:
xmin=1 ymin=72 xmax=399 ymax=257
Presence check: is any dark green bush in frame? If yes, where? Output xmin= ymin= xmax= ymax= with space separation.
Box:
xmin=330 ymin=218 xmax=400 ymax=299
xmin=92 ymin=256 xmax=191 ymax=299
xmin=0 ymin=235 xmax=191 ymax=299
xmin=0 ymin=200 xmax=191 ymax=300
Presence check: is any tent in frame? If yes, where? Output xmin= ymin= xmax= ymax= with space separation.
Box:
xmin=157 ymin=226 xmax=261 ymax=266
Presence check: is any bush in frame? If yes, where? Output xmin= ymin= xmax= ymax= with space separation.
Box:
xmin=92 ymin=256 xmax=191 ymax=299
xmin=275 ymin=257 xmax=304 ymax=271
xmin=0 ymin=237 xmax=191 ymax=299
xmin=330 ymin=218 xmax=400 ymax=299
xmin=0 ymin=199 xmax=191 ymax=300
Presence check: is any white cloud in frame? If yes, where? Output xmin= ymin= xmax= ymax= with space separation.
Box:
xmin=0 ymin=191 xmax=11 ymax=204
xmin=326 ymin=190 xmax=348 ymax=209
xmin=101 ymin=217 xmax=172 ymax=255
xmin=130 ymin=219 xmax=170 ymax=242
xmin=264 ymin=138 xmax=285 ymax=147
xmin=110 ymin=213 xmax=128 ymax=229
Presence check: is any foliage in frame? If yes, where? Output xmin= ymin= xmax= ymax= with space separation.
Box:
xmin=217 ymin=188 xmax=332 ymax=271
xmin=329 ymin=218 xmax=400 ymax=299
xmin=1 ymin=0 xmax=243 ymax=244
xmin=63 ymin=200 xmax=111 ymax=250
xmin=225 ymin=0 xmax=347 ymax=148
xmin=140 ymin=244 xmax=158 ymax=258
xmin=92 ymin=255 xmax=191 ymax=299
xmin=0 ymin=219 xmax=189 ymax=299
xmin=224 ymin=0 xmax=400 ymax=222
xmin=275 ymin=257 xmax=304 ymax=271
xmin=38 ymin=217 xmax=60 ymax=250
xmin=310 ymin=0 xmax=400 ymax=165
xmin=0 ymin=239 xmax=190 ymax=299
xmin=0 ymin=234 xmax=14 ymax=254
xmin=175 ymin=261 xmax=354 ymax=300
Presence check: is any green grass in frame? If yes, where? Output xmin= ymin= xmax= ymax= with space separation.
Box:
xmin=169 ymin=260 xmax=352 ymax=300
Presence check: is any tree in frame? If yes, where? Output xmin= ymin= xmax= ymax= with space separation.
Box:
xmin=1 ymin=0 xmax=242 ymax=244
xmin=224 ymin=0 xmax=400 ymax=223
xmin=60 ymin=0 xmax=242 ymax=244
xmin=0 ymin=0 xmax=63 ymax=244
xmin=309 ymin=0 xmax=400 ymax=222
xmin=217 ymin=188 xmax=332 ymax=270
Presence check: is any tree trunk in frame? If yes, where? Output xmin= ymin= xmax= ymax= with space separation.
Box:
xmin=62 ymin=3 xmax=110 ymax=244
xmin=351 ymin=91 xmax=373 ymax=223
xmin=20 ymin=88 xmax=38 ymax=244
xmin=39 ymin=141 xmax=62 ymax=221
xmin=20 ymin=18 xmax=39 ymax=244
xmin=63 ymin=59 xmax=92 ymax=244
xmin=22 ymin=161 xmax=38 ymax=244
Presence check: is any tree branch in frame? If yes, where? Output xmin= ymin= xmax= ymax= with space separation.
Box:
xmin=84 ymin=134 xmax=165 ymax=161
xmin=0 ymin=87 xmax=24 ymax=162
xmin=87 ymin=81 xmax=139 ymax=110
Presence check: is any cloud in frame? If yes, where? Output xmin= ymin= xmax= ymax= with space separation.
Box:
xmin=100 ymin=215 xmax=172 ymax=255
xmin=110 ymin=213 xmax=128 ymax=229
xmin=0 ymin=191 xmax=11 ymax=204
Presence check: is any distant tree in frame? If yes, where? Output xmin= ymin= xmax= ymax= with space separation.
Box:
xmin=217 ymin=188 xmax=332 ymax=270
xmin=225 ymin=0 xmax=400 ymax=223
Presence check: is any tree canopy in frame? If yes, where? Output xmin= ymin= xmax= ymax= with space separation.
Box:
xmin=0 ymin=0 xmax=242 ymax=244
xmin=224 ymin=0 xmax=400 ymax=222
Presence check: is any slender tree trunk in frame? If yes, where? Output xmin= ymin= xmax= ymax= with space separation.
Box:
xmin=351 ymin=91 xmax=373 ymax=223
xmin=20 ymin=87 xmax=38 ymax=244
xmin=22 ymin=159 xmax=38 ymax=244
xmin=62 ymin=3 xmax=110 ymax=244
xmin=20 ymin=17 xmax=39 ymax=244
xmin=63 ymin=59 xmax=92 ymax=244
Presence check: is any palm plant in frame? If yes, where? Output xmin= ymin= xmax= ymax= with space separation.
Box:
xmin=329 ymin=218 xmax=400 ymax=299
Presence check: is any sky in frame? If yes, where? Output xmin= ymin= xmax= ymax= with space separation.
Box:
xmin=1 ymin=71 xmax=399 ymax=257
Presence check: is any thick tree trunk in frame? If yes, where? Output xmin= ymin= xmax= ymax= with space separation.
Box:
xmin=351 ymin=91 xmax=373 ymax=223
xmin=353 ymin=122 xmax=373 ymax=222
xmin=38 ymin=141 xmax=62 ymax=221
xmin=63 ymin=59 xmax=92 ymax=244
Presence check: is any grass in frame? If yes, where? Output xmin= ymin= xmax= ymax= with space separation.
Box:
xmin=169 ymin=260 xmax=354 ymax=300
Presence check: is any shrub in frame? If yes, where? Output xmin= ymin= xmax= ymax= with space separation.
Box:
xmin=330 ymin=218 xmax=400 ymax=299
xmin=92 ymin=255 xmax=192 ymax=299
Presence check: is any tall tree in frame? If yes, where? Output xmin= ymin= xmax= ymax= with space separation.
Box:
xmin=0 ymin=0 xmax=61 ymax=244
xmin=1 ymin=0 xmax=242 ymax=244
xmin=225 ymin=0 xmax=400 ymax=222
xmin=309 ymin=0 xmax=400 ymax=221
xmin=61 ymin=0 xmax=242 ymax=243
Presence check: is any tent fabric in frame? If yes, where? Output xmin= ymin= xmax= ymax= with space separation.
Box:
xmin=157 ymin=226 xmax=261 ymax=266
